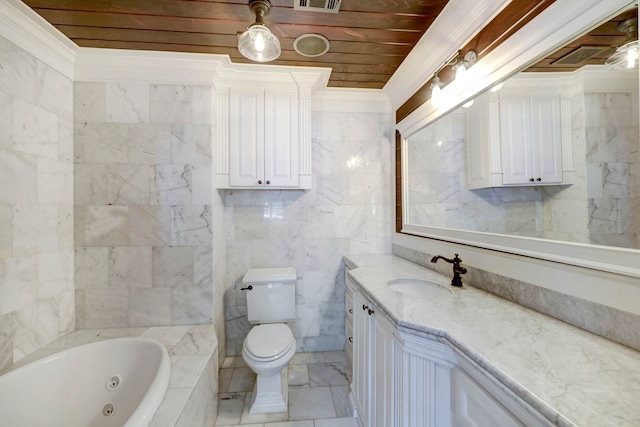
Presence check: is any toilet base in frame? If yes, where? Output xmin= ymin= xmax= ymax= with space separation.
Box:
xmin=249 ymin=367 xmax=289 ymax=414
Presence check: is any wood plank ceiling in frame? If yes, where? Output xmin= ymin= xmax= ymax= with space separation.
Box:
xmin=22 ymin=0 xmax=451 ymax=89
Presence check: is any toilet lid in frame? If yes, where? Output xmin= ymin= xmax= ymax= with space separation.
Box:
xmin=245 ymin=324 xmax=294 ymax=359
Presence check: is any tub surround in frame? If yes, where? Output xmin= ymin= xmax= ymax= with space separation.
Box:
xmin=0 ymin=324 xmax=218 ymax=427
xmin=346 ymin=254 xmax=640 ymax=426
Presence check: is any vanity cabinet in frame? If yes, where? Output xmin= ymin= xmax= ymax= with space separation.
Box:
xmin=352 ymin=281 xmax=396 ymax=427
xmin=228 ymin=86 xmax=300 ymax=188
xmin=348 ymin=273 xmax=547 ymax=427
xmin=344 ymin=272 xmax=354 ymax=364
xmin=465 ymin=89 xmax=573 ymax=189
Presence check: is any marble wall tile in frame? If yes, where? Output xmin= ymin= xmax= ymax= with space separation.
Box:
xmin=152 ymin=246 xmax=194 ymax=288
xmin=130 ymin=288 xmax=172 ymax=326
xmin=74 ymin=247 xmax=109 ymax=289
xmin=109 ymin=246 xmax=152 ymax=288
xmin=0 ymin=149 xmax=38 ymax=204
xmin=128 ymin=205 xmax=172 ymax=246
xmin=83 ymin=288 xmax=130 ymax=328
xmin=171 ymin=205 xmax=212 ymax=246
xmin=224 ymin=111 xmax=393 ymax=355
xmin=78 ymin=123 xmax=129 ymax=163
xmin=74 ymin=82 xmax=105 ymax=123
xmin=127 ymin=123 xmax=172 ymax=164
xmin=0 ymin=204 xmax=12 ymax=258
xmin=83 ymin=205 xmax=129 ymax=246
xmin=105 ymin=83 xmax=149 ymax=123
xmin=151 ymin=164 xmax=193 ymax=205
xmin=11 ymin=98 xmax=59 ymax=159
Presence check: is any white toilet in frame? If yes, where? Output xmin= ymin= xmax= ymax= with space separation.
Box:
xmin=241 ymin=267 xmax=297 ymax=414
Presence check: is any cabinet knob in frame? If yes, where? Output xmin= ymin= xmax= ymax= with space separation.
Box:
xmin=349 ymin=308 xmax=353 ymax=314
xmin=258 ymin=180 xmax=263 ymax=185
xmin=362 ymin=304 xmax=368 ymax=311
xmin=529 ymin=178 xmax=534 ymax=182
xmin=368 ymin=308 xmax=374 ymax=315
xmin=348 ymin=337 xmax=353 ymax=343
xmin=536 ymin=177 xmax=542 ymax=181
xmin=266 ymin=180 xmax=271 ymax=185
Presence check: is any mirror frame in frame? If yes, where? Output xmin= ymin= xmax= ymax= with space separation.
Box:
xmin=396 ymin=0 xmax=640 ymax=278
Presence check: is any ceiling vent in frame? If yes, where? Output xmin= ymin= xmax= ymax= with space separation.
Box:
xmin=294 ymin=0 xmax=342 ymax=13
xmin=551 ymin=46 xmax=611 ymax=66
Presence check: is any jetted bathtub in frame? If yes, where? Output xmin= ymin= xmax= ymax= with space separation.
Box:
xmin=0 ymin=338 xmax=171 ymax=427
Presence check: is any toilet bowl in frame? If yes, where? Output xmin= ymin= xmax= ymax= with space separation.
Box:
xmin=240 ymin=268 xmax=297 ymax=414
xmin=242 ymin=323 xmax=296 ymax=413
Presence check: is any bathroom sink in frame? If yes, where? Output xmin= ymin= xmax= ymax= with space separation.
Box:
xmin=387 ymin=278 xmax=452 ymax=298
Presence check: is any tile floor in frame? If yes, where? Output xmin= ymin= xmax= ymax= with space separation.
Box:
xmin=216 ymin=351 xmax=358 ymax=427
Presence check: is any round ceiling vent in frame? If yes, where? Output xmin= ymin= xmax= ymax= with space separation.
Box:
xmin=294 ymin=34 xmax=330 ymax=57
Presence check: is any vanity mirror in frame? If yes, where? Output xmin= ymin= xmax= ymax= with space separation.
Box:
xmin=398 ymin=0 xmax=640 ymax=278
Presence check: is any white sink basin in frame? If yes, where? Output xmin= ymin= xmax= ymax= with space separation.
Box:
xmin=387 ymin=278 xmax=452 ymax=298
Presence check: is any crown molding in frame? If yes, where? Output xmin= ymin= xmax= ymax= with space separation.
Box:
xmin=383 ymin=0 xmax=512 ymax=110
xmin=312 ymin=88 xmax=391 ymax=113
xmin=505 ymin=65 xmax=639 ymax=95
xmin=0 ymin=0 xmax=77 ymax=79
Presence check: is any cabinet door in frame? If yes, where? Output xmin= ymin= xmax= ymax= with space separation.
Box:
xmin=353 ymin=290 xmax=373 ymax=427
xmin=499 ymin=93 xmax=534 ymax=185
xmin=264 ymin=88 xmax=299 ymax=187
xmin=530 ymin=93 xmax=563 ymax=184
xmin=229 ymin=87 xmax=264 ymax=187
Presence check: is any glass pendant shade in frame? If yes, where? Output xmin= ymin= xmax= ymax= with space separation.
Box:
xmin=605 ymin=17 xmax=638 ymax=70
xmin=238 ymin=24 xmax=281 ymax=62
xmin=605 ymin=40 xmax=639 ymax=70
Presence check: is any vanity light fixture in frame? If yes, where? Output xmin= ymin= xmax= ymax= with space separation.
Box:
xmin=430 ymin=73 xmax=444 ymax=108
xmin=605 ymin=17 xmax=638 ymax=70
xmin=238 ymin=0 xmax=281 ymax=63
xmin=451 ymin=49 xmax=477 ymax=84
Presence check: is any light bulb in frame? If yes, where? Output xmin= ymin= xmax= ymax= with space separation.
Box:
xmin=463 ymin=99 xmax=474 ymax=108
xmin=254 ymin=32 xmax=265 ymax=52
xmin=627 ymin=47 xmax=638 ymax=68
xmin=430 ymin=75 xmax=444 ymax=108
xmin=455 ymin=63 xmax=467 ymax=84
xmin=490 ymin=82 xmax=503 ymax=92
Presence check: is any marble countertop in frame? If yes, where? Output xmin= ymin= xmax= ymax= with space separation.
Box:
xmin=345 ymin=255 xmax=640 ymax=427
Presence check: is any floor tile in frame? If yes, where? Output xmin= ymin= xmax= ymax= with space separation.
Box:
xmin=308 ymin=362 xmax=351 ymax=387
xmin=314 ymin=417 xmax=358 ymax=427
xmin=228 ymin=367 xmax=256 ymax=392
xmin=240 ymin=392 xmax=289 ymax=424
xmin=219 ymin=368 xmax=233 ymax=392
xmin=216 ymin=392 xmax=246 ymax=425
xmin=330 ymin=385 xmax=353 ymax=418
xmin=288 ymin=387 xmax=337 ymax=420
xmin=265 ymin=421 xmax=314 ymax=427
xmin=291 ymin=352 xmax=324 ymax=365
xmin=223 ymin=356 xmax=248 ymax=368
xmin=322 ymin=351 xmax=348 ymax=363
xmin=288 ymin=364 xmax=309 ymax=387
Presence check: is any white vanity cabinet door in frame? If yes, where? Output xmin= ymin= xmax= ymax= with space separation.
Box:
xmin=353 ymin=289 xmax=373 ymax=427
xmin=500 ymin=92 xmax=563 ymax=185
xmin=228 ymin=87 xmax=299 ymax=188
xmin=352 ymin=287 xmax=396 ymax=427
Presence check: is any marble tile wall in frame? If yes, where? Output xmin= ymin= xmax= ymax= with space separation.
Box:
xmin=73 ymin=82 xmax=224 ymax=348
xmin=584 ymin=92 xmax=639 ymax=248
xmin=0 ymin=35 xmax=75 ymax=369
xmin=223 ymin=111 xmax=393 ymax=356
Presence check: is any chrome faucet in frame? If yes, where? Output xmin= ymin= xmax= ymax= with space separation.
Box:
xmin=431 ymin=253 xmax=467 ymax=287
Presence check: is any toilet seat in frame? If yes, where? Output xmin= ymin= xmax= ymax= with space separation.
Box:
xmin=244 ymin=324 xmax=295 ymax=361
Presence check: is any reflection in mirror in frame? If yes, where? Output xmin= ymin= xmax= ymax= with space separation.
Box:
xmin=405 ymin=8 xmax=639 ymax=250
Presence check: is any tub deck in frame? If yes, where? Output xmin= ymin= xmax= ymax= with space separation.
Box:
xmin=0 ymin=325 xmax=218 ymax=427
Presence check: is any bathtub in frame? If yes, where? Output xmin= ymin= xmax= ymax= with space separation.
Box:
xmin=0 ymin=338 xmax=171 ymax=427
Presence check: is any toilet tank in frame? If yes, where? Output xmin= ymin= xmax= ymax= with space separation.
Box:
xmin=243 ymin=267 xmax=296 ymax=324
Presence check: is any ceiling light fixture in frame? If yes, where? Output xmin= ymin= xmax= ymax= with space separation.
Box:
xmin=238 ymin=0 xmax=281 ymax=63
xmin=605 ymin=17 xmax=638 ymax=70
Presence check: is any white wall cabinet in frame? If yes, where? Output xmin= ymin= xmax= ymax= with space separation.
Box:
xmin=228 ymin=86 xmax=300 ymax=188
xmin=214 ymin=70 xmax=319 ymax=190
xmin=465 ymin=88 xmax=573 ymax=189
